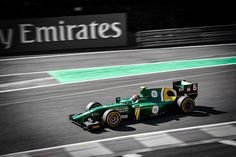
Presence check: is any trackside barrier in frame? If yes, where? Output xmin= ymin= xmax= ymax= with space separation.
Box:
xmin=136 ymin=24 xmax=236 ymax=48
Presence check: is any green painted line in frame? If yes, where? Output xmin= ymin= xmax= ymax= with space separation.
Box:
xmin=48 ymin=56 xmax=236 ymax=83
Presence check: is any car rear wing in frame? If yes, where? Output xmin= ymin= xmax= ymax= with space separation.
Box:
xmin=173 ymin=80 xmax=198 ymax=99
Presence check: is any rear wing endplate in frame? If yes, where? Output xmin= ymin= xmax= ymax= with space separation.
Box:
xmin=173 ymin=80 xmax=198 ymax=99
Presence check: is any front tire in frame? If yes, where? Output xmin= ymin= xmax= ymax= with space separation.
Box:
xmin=86 ymin=102 xmax=102 ymax=111
xmin=177 ymin=96 xmax=195 ymax=113
xmin=102 ymin=109 xmax=121 ymax=128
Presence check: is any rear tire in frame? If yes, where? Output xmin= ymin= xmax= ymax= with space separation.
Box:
xmin=177 ymin=96 xmax=195 ymax=113
xmin=86 ymin=102 xmax=102 ymax=111
xmin=102 ymin=109 xmax=121 ymax=128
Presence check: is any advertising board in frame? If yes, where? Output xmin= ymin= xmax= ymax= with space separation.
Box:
xmin=0 ymin=13 xmax=127 ymax=54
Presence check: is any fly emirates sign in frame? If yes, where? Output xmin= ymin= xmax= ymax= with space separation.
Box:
xmin=0 ymin=13 xmax=127 ymax=53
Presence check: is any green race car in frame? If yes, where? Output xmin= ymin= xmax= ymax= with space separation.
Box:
xmin=69 ymin=80 xmax=198 ymax=131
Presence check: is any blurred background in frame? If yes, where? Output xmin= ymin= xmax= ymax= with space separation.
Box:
xmin=1 ymin=0 xmax=235 ymax=32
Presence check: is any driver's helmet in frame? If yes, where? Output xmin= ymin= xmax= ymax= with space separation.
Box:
xmin=130 ymin=94 xmax=140 ymax=102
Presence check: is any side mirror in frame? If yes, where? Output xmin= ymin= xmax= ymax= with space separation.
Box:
xmin=116 ymin=97 xmax=121 ymax=103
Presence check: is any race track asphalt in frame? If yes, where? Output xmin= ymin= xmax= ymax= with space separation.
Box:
xmin=0 ymin=44 xmax=236 ymax=155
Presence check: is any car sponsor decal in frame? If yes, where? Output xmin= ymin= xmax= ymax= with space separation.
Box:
xmin=135 ymin=106 xmax=141 ymax=121
xmin=91 ymin=125 xmax=100 ymax=129
xmin=193 ymin=84 xmax=197 ymax=91
xmin=121 ymin=115 xmax=128 ymax=119
xmin=187 ymin=87 xmax=191 ymax=92
xmin=91 ymin=112 xmax=99 ymax=117
xmin=151 ymin=90 xmax=158 ymax=98
xmin=152 ymin=105 xmax=159 ymax=114
xmin=113 ymin=106 xmax=129 ymax=113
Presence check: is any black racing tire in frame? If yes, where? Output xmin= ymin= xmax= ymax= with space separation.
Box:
xmin=102 ymin=109 xmax=121 ymax=128
xmin=177 ymin=96 xmax=195 ymax=113
xmin=86 ymin=102 xmax=102 ymax=111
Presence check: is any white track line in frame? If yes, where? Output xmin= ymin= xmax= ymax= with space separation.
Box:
xmin=1 ymin=68 xmax=235 ymax=106
xmin=0 ymin=77 xmax=53 ymax=87
xmin=0 ymin=43 xmax=235 ymax=62
xmin=0 ymin=71 xmax=47 ymax=77
xmin=2 ymin=121 xmax=236 ymax=157
xmin=0 ymin=83 xmax=60 ymax=94
xmin=219 ymin=140 xmax=236 ymax=147
xmin=122 ymin=154 xmax=143 ymax=157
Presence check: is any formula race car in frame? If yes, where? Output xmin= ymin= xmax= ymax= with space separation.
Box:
xmin=69 ymin=80 xmax=198 ymax=132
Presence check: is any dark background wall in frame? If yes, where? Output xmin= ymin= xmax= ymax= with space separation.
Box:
xmin=1 ymin=0 xmax=235 ymax=32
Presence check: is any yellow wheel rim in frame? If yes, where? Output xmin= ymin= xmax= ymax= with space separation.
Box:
xmin=107 ymin=112 xmax=121 ymax=127
xmin=182 ymin=98 xmax=195 ymax=113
